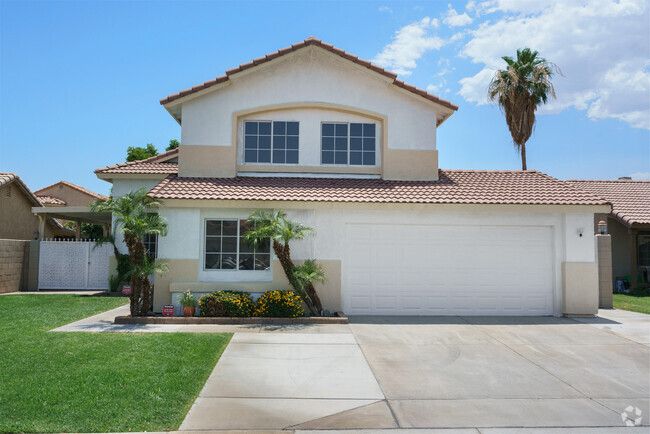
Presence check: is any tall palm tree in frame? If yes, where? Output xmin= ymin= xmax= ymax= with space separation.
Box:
xmin=244 ymin=210 xmax=324 ymax=315
xmin=488 ymin=48 xmax=559 ymax=170
xmin=90 ymin=189 xmax=168 ymax=316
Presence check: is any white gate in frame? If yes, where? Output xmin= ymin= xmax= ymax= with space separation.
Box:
xmin=38 ymin=240 xmax=112 ymax=290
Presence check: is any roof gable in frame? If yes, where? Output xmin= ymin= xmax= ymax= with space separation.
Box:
xmin=160 ymin=37 xmax=458 ymax=118
xmin=34 ymin=180 xmax=108 ymax=201
xmin=95 ymin=148 xmax=179 ymax=176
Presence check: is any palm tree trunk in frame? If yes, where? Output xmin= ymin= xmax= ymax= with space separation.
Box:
xmin=272 ymin=240 xmax=320 ymax=315
xmin=124 ymin=233 xmax=147 ymax=316
xmin=521 ymin=142 xmax=527 ymax=170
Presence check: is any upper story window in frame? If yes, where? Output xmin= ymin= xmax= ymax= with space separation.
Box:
xmin=244 ymin=121 xmax=299 ymax=164
xmin=204 ymin=219 xmax=271 ymax=271
xmin=321 ymin=122 xmax=376 ymax=166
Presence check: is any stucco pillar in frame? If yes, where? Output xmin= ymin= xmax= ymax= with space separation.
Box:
xmin=596 ymin=234 xmax=613 ymax=308
xmin=27 ymin=240 xmax=40 ymax=291
xmin=74 ymin=220 xmax=81 ymax=241
xmin=37 ymin=215 xmax=45 ymax=240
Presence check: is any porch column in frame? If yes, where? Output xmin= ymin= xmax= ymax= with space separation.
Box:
xmin=629 ymin=228 xmax=638 ymax=290
xmin=102 ymin=223 xmax=109 ymax=237
xmin=75 ymin=220 xmax=81 ymax=241
xmin=37 ymin=215 xmax=45 ymax=240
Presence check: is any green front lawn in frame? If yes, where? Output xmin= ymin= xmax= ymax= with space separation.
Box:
xmin=0 ymin=295 xmax=231 ymax=433
xmin=613 ymin=293 xmax=650 ymax=314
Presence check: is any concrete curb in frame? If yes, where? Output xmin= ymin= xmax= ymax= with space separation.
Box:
xmin=114 ymin=311 xmax=348 ymax=325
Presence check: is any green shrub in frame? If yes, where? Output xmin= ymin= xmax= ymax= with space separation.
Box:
xmin=198 ymin=291 xmax=255 ymax=317
xmin=108 ymin=275 xmax=121 ymax=292
xmin=198 ymin=294 xmax=226 ymax=317
xmin=254 ymin=290 xmax=305 ymax=318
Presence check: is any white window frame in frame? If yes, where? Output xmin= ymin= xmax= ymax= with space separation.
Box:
xmin=202 ymin=218 xmax=272 ymax=274
xmin=242 ymin=120 xmax=300 ymax=165
xmin=320 ymin=121 xmax=378 ymax=167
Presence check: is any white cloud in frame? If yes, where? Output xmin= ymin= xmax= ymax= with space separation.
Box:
xmin=630 ymin=172 xmax=650 ymax=180
xmin=457 ymin=0 xmax=650 ymax=129
xmin=372 ymin=17 xmax=445 ymax=77
xmin=378 ymin=6 xmax=392 ymax=13
xmin=444 ymin=4 xmax=473 ymax=27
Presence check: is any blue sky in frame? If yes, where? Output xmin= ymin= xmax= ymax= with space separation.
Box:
xmin=1 ymin=0 xmax=648 ymax=196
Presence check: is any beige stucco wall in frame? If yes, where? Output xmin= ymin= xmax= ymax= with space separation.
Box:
xmin=562 ymin=262 xmax=599 ymax=315
xmin=153 ymin=258 xmax=341 ymax=314
xmin=596 ymin=235 xmax=613 ymax=308
xmin=0 ymin=184 xmax=56 ymax=240
xmin=35 ymin=184 xmax=98 ymax=207
xmin=383 ymin=149 xmax=438 ymax=181
xmin=179 ymin=145 xmax=237 ymax=178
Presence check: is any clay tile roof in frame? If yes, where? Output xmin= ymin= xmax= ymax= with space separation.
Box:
xmin=34 ymin=180 xmax=108 ymax=201
xmin=566 ymin=179 xmax=650 ymax=226
xmin=148 ymin=170 xmax=609 ymax=206
xmin=95 ymin=148 xmax=179 ymax=175
xmin=36 ymin=195 xmax=66 ymax=205
xmin=159 ymin=36 xmax=459 ymax=112
xmin=0 ymin=172 xmax=46 ymax=206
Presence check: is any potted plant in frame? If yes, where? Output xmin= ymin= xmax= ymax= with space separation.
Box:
xmin=178 ymin=290 xmax=197 ymax=317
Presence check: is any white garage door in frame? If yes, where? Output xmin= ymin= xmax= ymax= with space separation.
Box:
xmin=343 ymin=224 xmax=554 ymax=316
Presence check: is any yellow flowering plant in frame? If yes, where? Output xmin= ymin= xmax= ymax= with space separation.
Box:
xmin=253 ymin=290 xmax=305 ymax=318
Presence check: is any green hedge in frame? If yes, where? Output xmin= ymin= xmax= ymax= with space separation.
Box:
xmin=254 ymin=290 xmax=305 ymax=318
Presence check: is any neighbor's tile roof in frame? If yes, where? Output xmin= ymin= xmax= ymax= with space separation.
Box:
xmin=95 ymin=148 xmax=179 ymax=175
xmin=159 ymin=37 xmax=459 ymax=112
xmin=0 ymin=172 xmax=43 ymax=206
xmin=148 ymin=171 xmax=609 ymax=206
xmin=567 ymin=180 xmax=650 ymax=226
xmin=36 ymin=195 xmax=66 ymax=205
xmin=34 ymin=180 xmax=108 ymax=200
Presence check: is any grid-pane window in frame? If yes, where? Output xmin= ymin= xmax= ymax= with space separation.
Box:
xmin=244 ymin=121 xmax=299 ymax=164
xmin=639 ymin=235 xmax=650 ymax=267
xmin=244 ymin=121 xmax=272 ymax=163
xmin=321 ymin=122 xmax=376 ymax=166
xmin=350 ymin=123 xmax=376 ymax=166
xmin=272 ymin=121 xmax=299 ymax=164
xmin=143 ymin=233 xmax=157 ymax=259
xmin=205 ymin=219 xmax=271 ymax=271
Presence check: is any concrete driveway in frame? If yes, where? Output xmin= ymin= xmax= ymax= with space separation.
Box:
xmin=351 ymin=313 xmax=649 ymax=430
xmin=180 ymin=310 xmax=649 ymax=432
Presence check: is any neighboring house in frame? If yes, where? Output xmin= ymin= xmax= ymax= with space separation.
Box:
xmin=34 ymin=180 xmax=108 ymax=208
xmin=0 ymin=173 xmax=74 ymax=240
xmin=33 ymin=180 xmax=109 ymax=234
xmin=95 ymin=37 xmax=610 ymax=316
xmin=567 ymin=179 xmax=650 ymax=290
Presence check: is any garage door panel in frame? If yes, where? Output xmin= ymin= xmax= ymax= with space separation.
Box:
xmin=343 ymin=224 xmax=554 ymax=316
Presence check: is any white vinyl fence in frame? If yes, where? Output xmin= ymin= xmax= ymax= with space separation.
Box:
xmin=38 ymin=240 xmax=112 ymax=290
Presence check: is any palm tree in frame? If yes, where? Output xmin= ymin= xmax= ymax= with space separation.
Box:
xmin=90 ymin=189 xmax=168 ymax=316
xmin=488 ymin=48 xmax=559 ymax=170
xmin=243 ymin=210 xmax=324 ymax=315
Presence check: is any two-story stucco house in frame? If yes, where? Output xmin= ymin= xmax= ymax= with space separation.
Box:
xmin=95 ymin=37 xmax=610 ymax=317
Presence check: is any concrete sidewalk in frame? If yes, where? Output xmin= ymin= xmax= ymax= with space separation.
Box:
xmin=179 ymin=333 xmax=388 ymax=431
xmin=52 ymin=304 xmax=350 ymax=334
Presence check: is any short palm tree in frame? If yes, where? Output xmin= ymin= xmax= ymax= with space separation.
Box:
xmin=488 ymin=48 xmax=559 ymax=170
xmin=90 ymin=189 xmax=168 ymax=316
xmin=244 ymin=210 xmax=324 ymax=315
